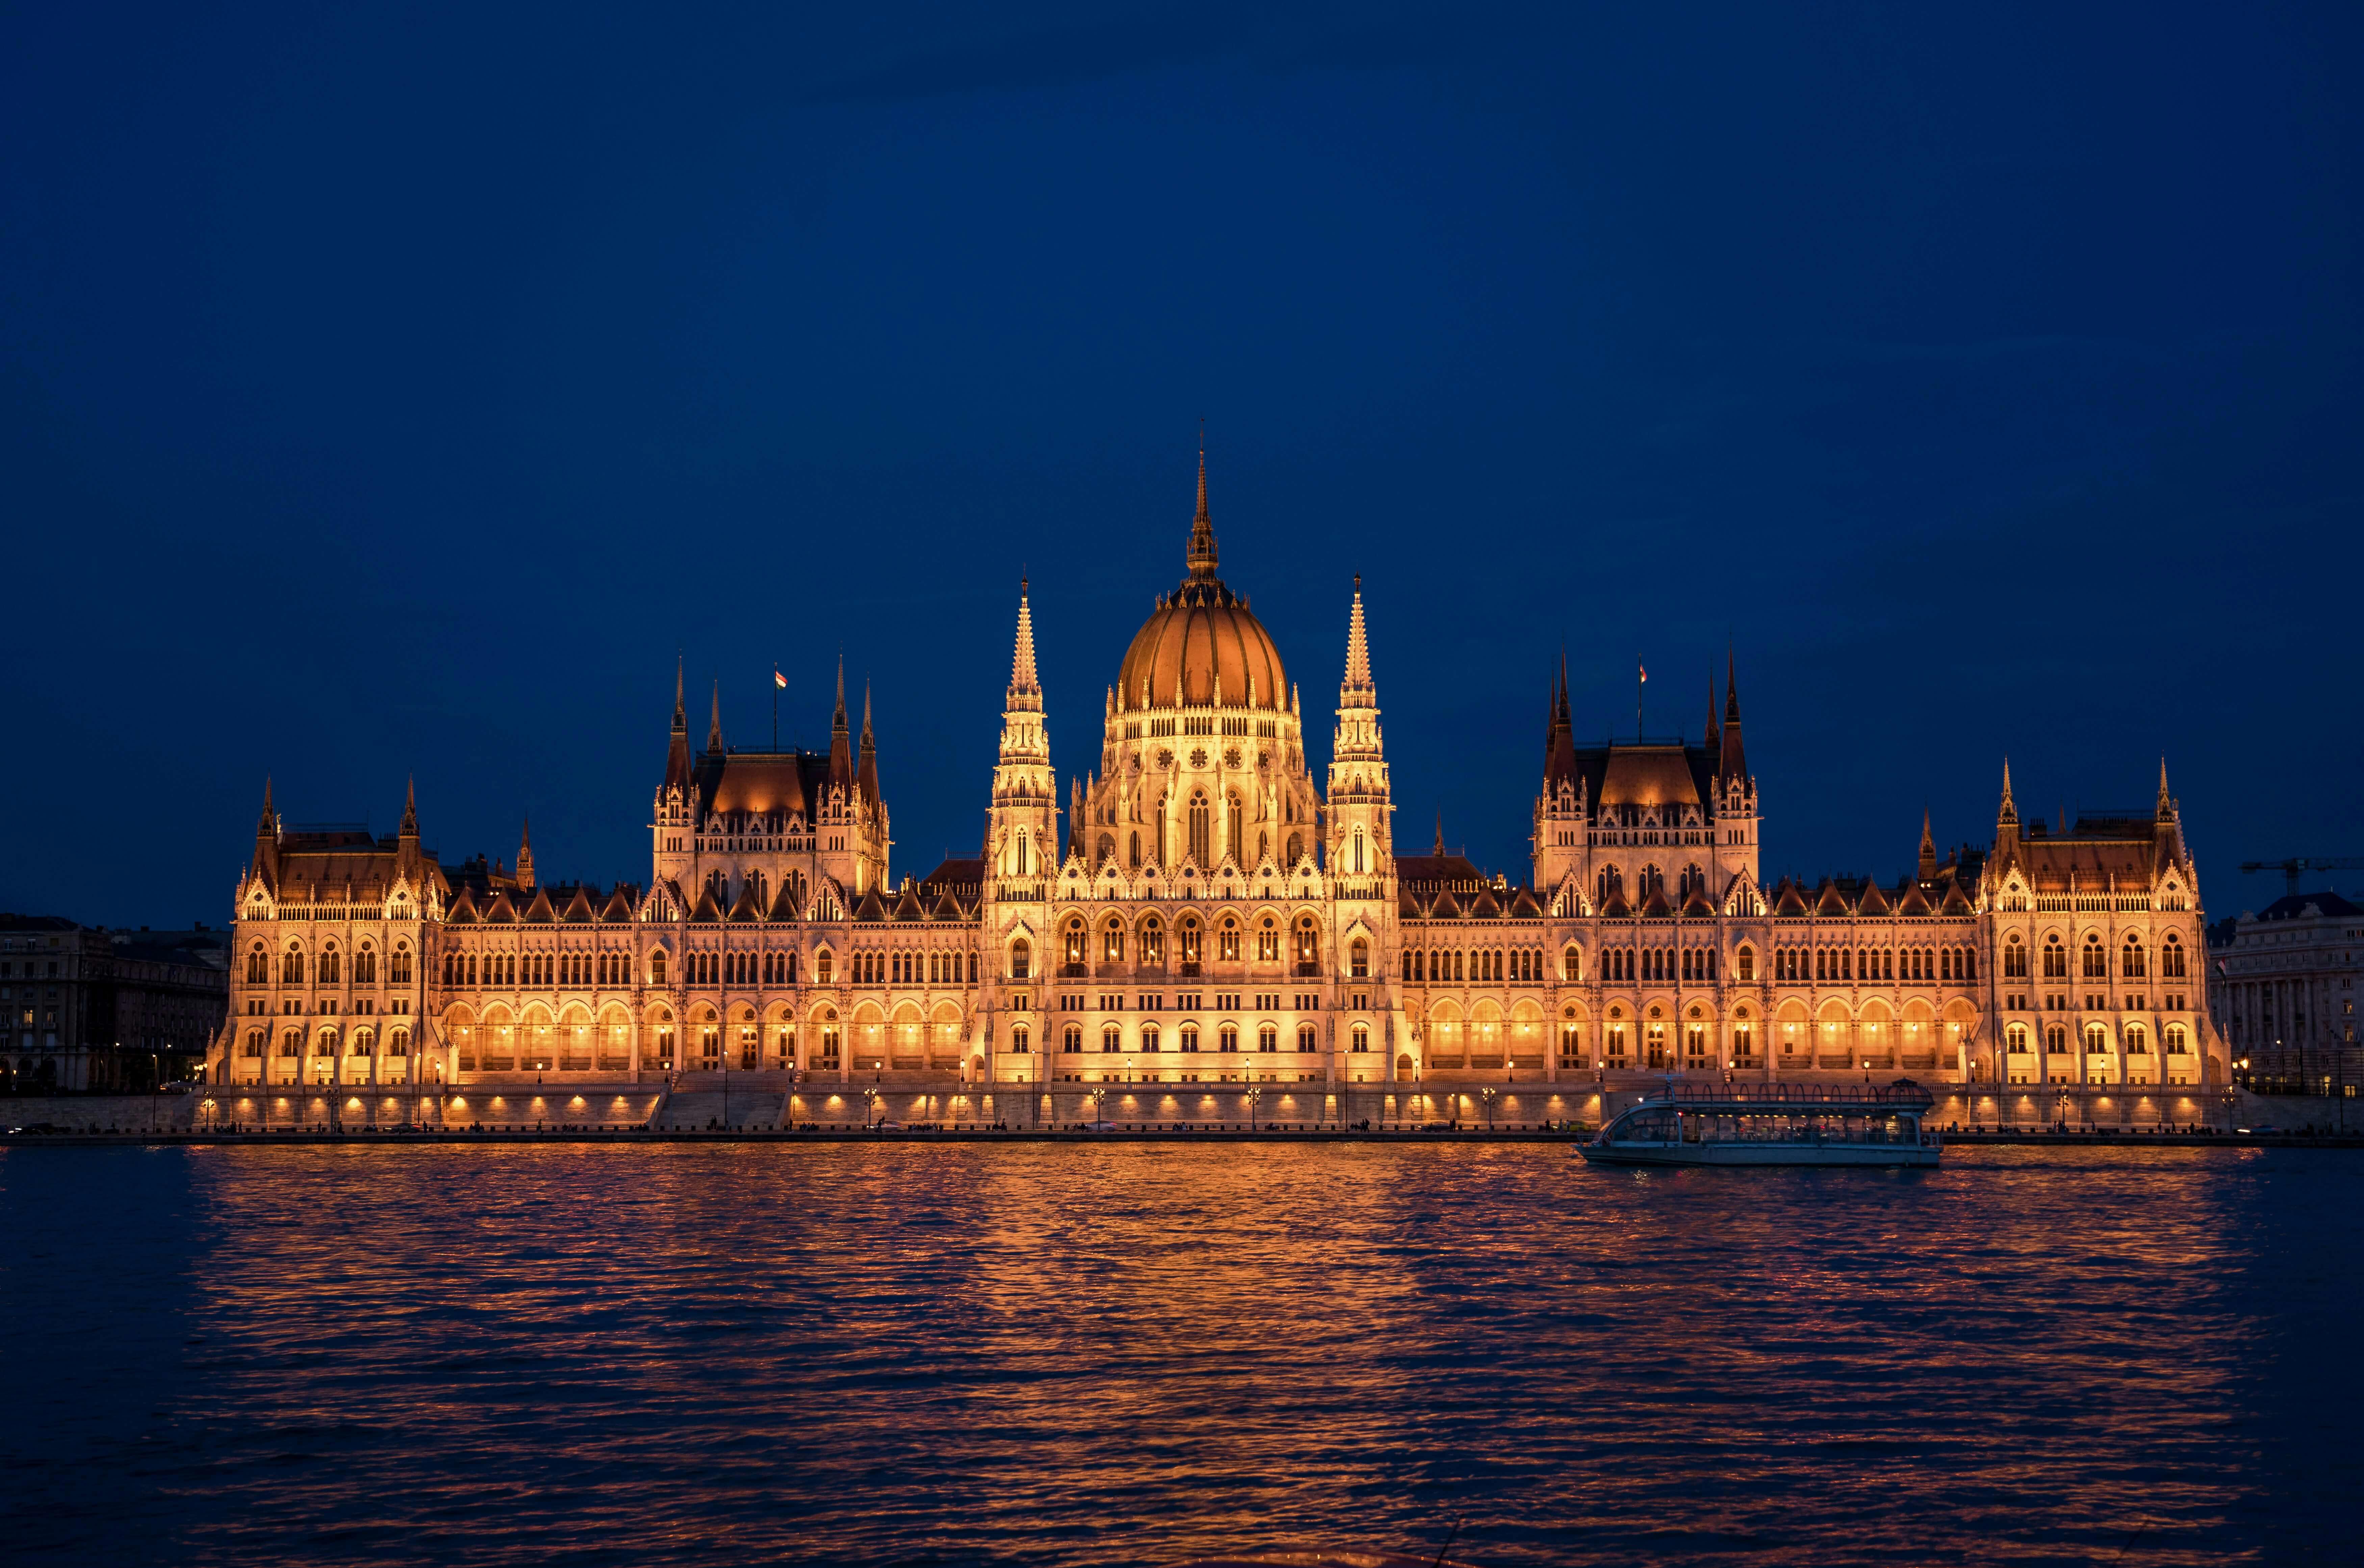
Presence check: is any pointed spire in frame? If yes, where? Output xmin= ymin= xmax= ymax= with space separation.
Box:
xmin=400 ymin=776 xmax=418 ymax=838
xmin=1718 ymin=648 xmax=1747 ymax=783
xmin=828 ymin=655 xmax=854 ymax=795
xmin=515 ymin=814 xmax=535 ymax=891
xmin=856 ymin=680 xmax=880 ymax=806
xmin=1918 ymin=809 xmax=1937 ymax=881
xmin=1008 ymin=578 xmax=1041 ymax=702
xmin=1999 ymin=757 xmax=2018 ymax=821
xmin=673 ymin=656 xmax=686 ymax=730
xmin=1341 ymin=575 xmax=1373 ymax=694
xmin=2156 ymin=757 xmax=2174 ymax=820
xmin=1705 ymin=669 xmax=1721 ymax=758
xmin=1186 ymin=437 xmax=1218 ymax=579
xmin=258 ymin=776 xmax=275 ymax=837
xmin=707 ymin=680 xmax=724 ymax=753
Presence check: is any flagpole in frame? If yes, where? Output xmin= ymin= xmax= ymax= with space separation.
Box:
xmin=772 ymin=667 xmax=779 ymax=751
xmin=1637 ymin=657 xmax=1644 ymax=743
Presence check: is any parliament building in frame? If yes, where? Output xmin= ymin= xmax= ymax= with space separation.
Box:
xmin=205 ymin=458 xmax=2227 ymax=1119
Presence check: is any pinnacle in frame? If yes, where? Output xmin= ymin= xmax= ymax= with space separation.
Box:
xmin=1341 ymin=579 xmax=1373 ymax=692
xmin=1186 ymin=441 xmax=1219 ymax=579
xmin=1009 ymin=582 xmax=1042 ymax=697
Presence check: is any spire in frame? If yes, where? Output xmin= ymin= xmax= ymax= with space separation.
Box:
xmin=1718 ymin=649 xmax=1747 ymax=783
xmin=1185 ymin=438 xmax=1218 ymax=579
xmin=856 ymin=680 xmax=880 ymax=805
xmin=1008 ymin=578 xmax=1042 ymax=703
xmin=516 ymin=814 xmax=535 ymax=891
xmin=257 ymin=776 xmax=276 ymax=838
xmin=1434 ymin=811 xmax=1444 ymax=857
xmin=1341 ymin=575 xmax=1373 ymax=693
xmin=663 ymin=662 xmax=695 ymax=794
xmin=1918 ymin=809 xmax=1936 ymax=882
xmin=400 ymin=776 xmax=418 ymax=838
xmin=1543 ymin=655 xmax=1577 ymax=790
xmin=673 ymin=656 xmax=685 ymax=730
xmin=1999 ymin=756 xmax=2018 ymax=824
xmin=1705 ymin=669 xmax=1722 ymax=758
xmin=707 ymin=680 xmax=724 ymax=753
xmin=828 ymin=656 xmax=854 ymax=795
xmin=2156 ymin=757 xmax=2174 ymax=821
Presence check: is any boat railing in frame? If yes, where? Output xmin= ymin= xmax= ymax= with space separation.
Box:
xmin=1640 ymin=1078 xmax=1935 ymax=1112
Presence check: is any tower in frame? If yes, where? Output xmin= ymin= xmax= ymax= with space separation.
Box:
xmin=1532 ymin=654 xmax=1586 ymax=894
xmin=651 ymin=658 xmax=697 ymax=890
xmin=983 ymin=582 xmax=1057 ymax=1054
xmin=1327 ymin=575 xmax=1392 ymax=880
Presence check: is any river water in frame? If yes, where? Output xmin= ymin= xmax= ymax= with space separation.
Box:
xmin=1 ymin=1143 xmax=2354 ymax=1566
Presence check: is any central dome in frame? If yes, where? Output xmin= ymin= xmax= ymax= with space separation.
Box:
xmin=1114 ymin=455 xmax=1288 ymax=713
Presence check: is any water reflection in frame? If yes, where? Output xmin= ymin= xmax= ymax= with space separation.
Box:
xmin=0 ymin=1144 xmax=2331 ymax=1565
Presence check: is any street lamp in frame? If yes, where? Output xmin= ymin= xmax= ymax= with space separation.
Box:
xmin=1481 ymin=1086 xmax=1497 ymax=1133
xmin=1247 ymin=1086 xmax=1261 ymax=1132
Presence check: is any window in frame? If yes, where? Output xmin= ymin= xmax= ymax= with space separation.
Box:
xmin=2007 ymin=1024 xmax=2030 ymax=1054
xmin=1011 ymin=1025 xmax=1030 ymax=1054
xmin=318 ymin=947 xmax=341 ymax=985
xmin=2006 ymin=935 xmax=2028 ymax=978
xmin=814 ymin=950 xmax=832 ymax=985
xmin=1220 ymin=917 xmax=1241 ymax=963
xmin=1101 ymin=1025 xmax=1119 ymax=1053
xmin=2046 ymin=1023 xmax=2067 ymax=1054
xmin=1180 ymin=1024 xmax=1199 ymax=1052
xmin=1563 ymin=945 xmax=1581 ymax=981
xmin=1141 ymin=1024 xmax=1161 ymax=1053
xmin=1351 ymin=826 xmax=1367 ymax=874
xmin=649 ymin=951 xmax=669 ymax=985
xmin=1219 ymin=1025 xmax=1238 ymax=1052
xmin=2125 ymin=1024 xmax=2148 ymax=1055
xmin=1010 ymin=938 xmax=1031 ymax=981
xmin=1350 ymin=937 xmax=1369 ymax=979
xmin=1732 ymin=1023 xmax=1754 ymax=1060
xmin=2042 ymin=936 xmax=2066 ymax=979
xmin=1258 ymin=1024 xmax=1278 ymax=1052
xmin=1063 ymin=1024 xmax=1082 ymax=1054
xmin=1351 ymin=1024 xmax=1368 ymax=1052
xmin=2165 ymin=1023 xmax=2188 ymax=1054
xmin=282 ymin=949 xmax=304 ymax=985
xmin=2163 ymin=935 xmax=2187 ymax=979
xmin=1606 ymin=1023 xmax=1628 ymax=1063
xmin=1258 ymin=920 xmax=1279 ymax=963
xmin=2085 ymin=1022 xmax=2108 ymax=1054
xmin=246 ymin=946 xmax=267 ymax=985
xmin=1141 ymin=918 xmax=1164 ymax=966
xmin=2082 ymin=935 xmax=2107 ymax=980
xmin=1188 ymin=793 xmax=1211 ymax=867
xmin=1297 ymin=1023 xmax=1317 ymax=1051
xmin=1736 ymin=946 xmax=1753 ymax=982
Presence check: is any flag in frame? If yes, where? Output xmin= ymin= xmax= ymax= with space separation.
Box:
xmin=774 ymin=668 xmax=787 ymax=690
xmin=1638 ymin=662 xmax=1647 ymax=683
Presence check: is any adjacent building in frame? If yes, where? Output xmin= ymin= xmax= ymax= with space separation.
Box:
xmin=3 ymin=916 xmax=229 ymax=1091
xmin=205 ymin=457 xmax=2228 ymax=1104
xmin=2209 ymin=892 xmax=2364 ymax=1093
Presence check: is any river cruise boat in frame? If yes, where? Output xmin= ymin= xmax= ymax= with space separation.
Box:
xmin=1581 ymin=1080 xmax=1942 ymax=1168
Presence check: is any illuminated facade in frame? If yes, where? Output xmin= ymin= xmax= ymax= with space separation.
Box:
xmin=206 ymin=458 xmax=2227 ymax=1096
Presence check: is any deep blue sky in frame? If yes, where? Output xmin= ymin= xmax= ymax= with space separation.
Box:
xmin=4 ymin=2 xmax=2359 ymax=926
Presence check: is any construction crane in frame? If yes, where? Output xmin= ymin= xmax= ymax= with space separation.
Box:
xmin=2238 ymin=857 xmax=2364 ymax=898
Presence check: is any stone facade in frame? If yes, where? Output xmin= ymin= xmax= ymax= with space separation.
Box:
xmin=206 ymin=456 xmax=2229 ymax=1105
xmin=4 ymin=916 xmax=227 ymax=1092
xmin=2209 ymin=892 xmax=2364 ymax=1093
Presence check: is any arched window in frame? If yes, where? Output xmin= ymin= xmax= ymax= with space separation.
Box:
xmin=2005 ymin=935 xmax=2027 ymax=978
xmin=1180 ymin=1023 xmax=1199 ymax=1053
xmin=280 ymin=1028 xmax=302 ymax=1057
xmin=1140 ymin=917 xmax=1164 ymax=966
xmin=2165 ymin=1023 xmax=2189 ymax=1054
xmin=1258 ymin=1023 xmax=1278 ymax=1052
xmin=2162 ymin=935 xmax=2187 ymax=979
xmin=1009 ymin=938 xmax=1031 ymax=981
xmin=1097 ymin=832 xmax=1115 ymax=866
xmin=1297 ymin=1023 xmax=1317 ymax=1051
xmin=2081 ymin=934 xmax=2106 ymax=979
xmin=389 ymin=1028 xmax=409 ymax=1058
xmin=1103 ymin=923 xmax=1125 ymax=964
xmin=318 ymin=946 xmax=341 ymax=986
xmin=1351 ymin=1024 xmax=1369 ymax=1052
xmin=2124 ymin=1024 xmax=2149 ymax=1055
xmin=1010 ymin=1025 xmax=1029 ymax=1054
xmin=1141 ymin=1024 xmax=1160 ymax=1052
xmin=351 ymin=1027 xmax=374 ymax=1057
xmin=241 ymin=1028 xmax=263 ymax=1058
xmin=1736 ymin=945 xmax=1754 ymax=982
xmin=1063 ymin=1024 xmax=1082 ymax=1054
xmin=1295 ymin=918 xmax=1319 ymax=972
xmin=1563 ymin=944 xmax=1581 ymax=981
xmin=1064 ymin=920 xmax=1086 ymax=968
xmin=282 ymin=948 xmax=305 ymax=985
xmin=2007 ymin=1024 xmax=2029 ymax=1054
xmin=355 ymin=945 xmax=377 ymax=985
xmin=2045 ymin=1023 xmax=2066 ymax=1054
xmin=2123 ymin=938 xmax=2146 ymax=979
xmin=814 ymin=949 xmax=833 ymax=985
xmin=246 ymin=945 xmax=267 ymax=985
xmin=1229 ymin=794 xmax=1246 ymax=865
xmin=1351 ymin=827 xmax=1366 ymax=874
xmin=2042 ymin=935 xmax=2066 ymax=979
xmin=648 ymin=949 xmax=669 ymax=985
xmin=2084 ymin=1022 xmax=2109 ymax=1053
xmin=1101 ymin=1024 xmax=1120 ymax=1053
xmin=1129 ymin=830 xmax=1141 ymax=869
xmin=1220 ymin=915 xmax=1242 ymax=963
xmin=1219 ymin=1024 xmax=1239 ymax=1052
xmin=1188 ymin=792 xmax=1211 ymax=868
xmin=1350 ymin=937 xmax=1369 ymax=979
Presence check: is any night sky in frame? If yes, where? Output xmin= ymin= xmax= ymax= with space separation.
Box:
xmin=5 ymin=3 xmax=2358 ymax=927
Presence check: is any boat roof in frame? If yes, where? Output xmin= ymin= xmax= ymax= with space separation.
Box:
xmin=1627 ymin=1079 xmax=1935 ymax=1113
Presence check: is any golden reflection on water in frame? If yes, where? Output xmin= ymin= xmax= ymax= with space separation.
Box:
xmin=2 ymin=1143 xmax=2314 ymax=1565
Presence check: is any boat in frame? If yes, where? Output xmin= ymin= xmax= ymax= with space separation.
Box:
xmin=1579 ymin=1078 xmax=1942 ymax=1168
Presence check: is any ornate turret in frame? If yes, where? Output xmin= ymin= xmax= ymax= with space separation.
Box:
xmin=857 ymin=681 xmax=880 ymax=808
xmin=827 ymin=658 xmax=853 ymax=799
xmin=1328 ymin=576 xmax=1390 ymax=880
xmin=253 ymin=776 xmax=280 ymax=891
xmin=664 ymin=657 xmax=693 ymax=794
xmin=1718 ymin=650 xmax=1748 ymax=783
xmin=515 ymin=815 xmax=535 ymax=892
xmin=1918 ymin=809 xmax=1937 ymax=882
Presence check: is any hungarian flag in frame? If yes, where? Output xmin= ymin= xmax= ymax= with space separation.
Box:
xmin=1639 ymin=661 xmax=1647 ymax=683
xmin=774 ymin=668 xmax=787 ymax=690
